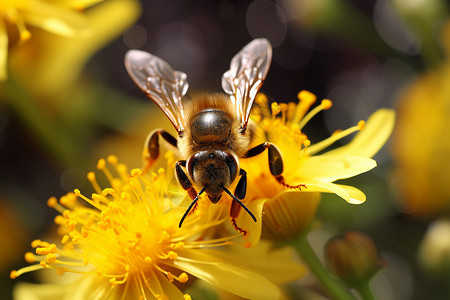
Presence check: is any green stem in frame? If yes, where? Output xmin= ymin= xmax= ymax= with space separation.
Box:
xmin=294 ymin=234 xmax=357 ymax=300
xmin=4 ymin=77 xmax=86 ymax=169
xmin=356 ymin=282 xmax=376 ymax=300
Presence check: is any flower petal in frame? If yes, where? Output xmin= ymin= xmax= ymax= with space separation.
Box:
xmin=303 ymin=182 xmax=366 ymax=204
xmin=326 ymin=109 xmax=395 ymax=158
xmin=202 ymin=241 xmax=306 ymax=284
xmin=23 ymin=1 xmax=89 ymax=37
xmin=292 ymin=155 xmax=376 ymax=182
xmin=10 ymin=0 xmax=141 ymax=97
xmin=0 ymin=21 xmax=8 ymax=80
xmin=235 ymin=198 xmax=266 ymax=246
xmin=334 ymin=184 xmax=367 ymax=204
xmin=13 ymin=282 xmax=68 ymax=300
xmin=12 ymin=274 xmax=112 ymax=300
xmin=174 ymin=250 xmax=280 ymax=300
xmin=154 ymin=271 xmax=185 ymax=300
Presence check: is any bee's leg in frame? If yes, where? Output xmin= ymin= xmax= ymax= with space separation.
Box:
xmin=142 ymin=129 xmax=178 ymax=173
xmin=176 ymin=160 xmax=199 ymax=227
xmin=228 ymin=169 xmax=254 ymax=236
xmin=244 ymin=143 xmax=305 ymax=190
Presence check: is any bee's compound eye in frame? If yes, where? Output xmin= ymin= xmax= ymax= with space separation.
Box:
xmin=223 ymin=152 xmax=239 ymax=183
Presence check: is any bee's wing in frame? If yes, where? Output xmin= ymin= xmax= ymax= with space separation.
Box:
xmin=221 ymin=38 xmax=272 ymax=131
xmin=125 ymin=50 xmax=188 ymax=134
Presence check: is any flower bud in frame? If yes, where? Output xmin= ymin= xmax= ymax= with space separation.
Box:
xmin=325 ymin=231 xmax=385 ymax=288
xmin=262 ymin=191 xmax=320 ymax=241
xmin=419 ymin=219 xmax=450 ymax=275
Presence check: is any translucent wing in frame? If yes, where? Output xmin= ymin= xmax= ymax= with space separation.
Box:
xmin=125 ymin=50 xmax=188 ymax=134
xmin=221 ymin=38 xmax=272 ymax=131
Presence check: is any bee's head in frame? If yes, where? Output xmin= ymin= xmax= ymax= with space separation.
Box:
xmin=186 ymin=150 xmax=239 ymax=203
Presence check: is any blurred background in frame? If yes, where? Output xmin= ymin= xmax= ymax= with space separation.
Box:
xmin=2 ymin=0 xmax=450 ymax=299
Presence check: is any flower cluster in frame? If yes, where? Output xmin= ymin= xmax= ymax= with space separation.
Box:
xmin=11 ymin=90 xmax=394 ymax=299
xmin=11 ymin=155 xmax=304 ymax=299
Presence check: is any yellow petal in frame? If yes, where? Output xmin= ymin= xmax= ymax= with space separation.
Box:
xmin=13 ymin=274 xmax=108 ymax=300
xmin=23 ymin=1 xmax=90 ymax=37
xmin=155 ymin=271 xmax=185 ymax=300
xmin=263 ymin=191 xmax=321 ymax=240
xmin=208 ymin=241 xmax=306 ymax=284
xmin=303 ymin=182 xmax=366 ymax=204
xmin=10 ymin=0 xmax=141 ymax=97
xmin=334 ymin=184 xmax=367 ymax=204
xmin=13 ymin=282 xmax=67 ymax=300
xmin=234 ymin=198 xmax=266 ymax=246
xmin=326 ymin=109 xmax=396 ymax=158
xmin=0 ymin=21 xmax=8 ymax=81
xmin=174 ymin=250 xmax=280 ymax=300
xmin=292 ymin=155 xmax=377 ymax=182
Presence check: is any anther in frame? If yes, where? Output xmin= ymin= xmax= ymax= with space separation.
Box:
xmin=168 ymin=251 xmax=178 ymax=259
xmin=47 ymin=197 xmax=57 ymax=208
xmin=321 ymin=99 xmax=333 ymax=110
xmin=102 ymin=188 xmax=115 ymax=196
xmin=10 ymin=270 xmax=18 ymax=279
xmin=297 ymin=90 xmax=317 ymax=105
xmin=256 ymin=93 xmax=268 ymax=105
xmin=179 ymin=273 xmax=189 ymax=283
xmin=358 ymin=120 xmax=365 ymax=130
xmin=97 ymin=159 xmax=106 ymax=170
xmin=25 ymin=252 xmax=35 ymax=263
xmin=131 ymin=168 xmax=142 ymax=177
xmin=271 ymin=102 xmax=281 ymax=115
xmin=107 ymin=155 xmax=118 ymax=165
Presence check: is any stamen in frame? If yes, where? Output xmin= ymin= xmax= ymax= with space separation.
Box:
xmin=5 ymin=8 xmax=31 ymax=43
xmin=306 ymin=123 xmax=363 ymax=156
xmin=47 ymin=197 xmax=66 ymax=214
xmin=292 ymin=90 xmax=317 ymax=124
xmin=74 ymin=189 xmax=105 ymax=210
xmin=271 ymin=102 xmax=281 ymax=116
xmin=10 ymin=264 xmax=43 ymax=279
xmin=87 ymin=172 xmax=102 ymax=194
xmin=298 ymin=99 xmax=333 ymax=131
xmin=300 ymin=139 xmax=311 ymax=157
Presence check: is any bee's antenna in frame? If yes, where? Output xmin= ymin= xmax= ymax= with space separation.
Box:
xmin=222 ymin=187 xmax=257 ymax=222
xmin=179 ymin=187 xmax=206 ymax=228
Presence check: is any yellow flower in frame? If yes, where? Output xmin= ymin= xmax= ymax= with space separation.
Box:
xmin=7 ymin=0 xmax=141 ymax=100
xmin=393 ymin=22 xmax=450 ymax=217
xmin=232 ymin=91 xmax=395 ymax=244
xmin=418 ymin=219 xmax=450 ymax=274
xmin=0 ymin=0 xmax=104 ymax=81
xmin=11 ymin=156 xmax=303 ymax=299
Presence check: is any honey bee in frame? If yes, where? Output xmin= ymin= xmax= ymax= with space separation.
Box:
xmin=125 ymin=39 xmax=300 ymax=232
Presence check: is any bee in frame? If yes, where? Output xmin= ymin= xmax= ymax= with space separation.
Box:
xmin=125 ymin=39 xmax=300 ymax=232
